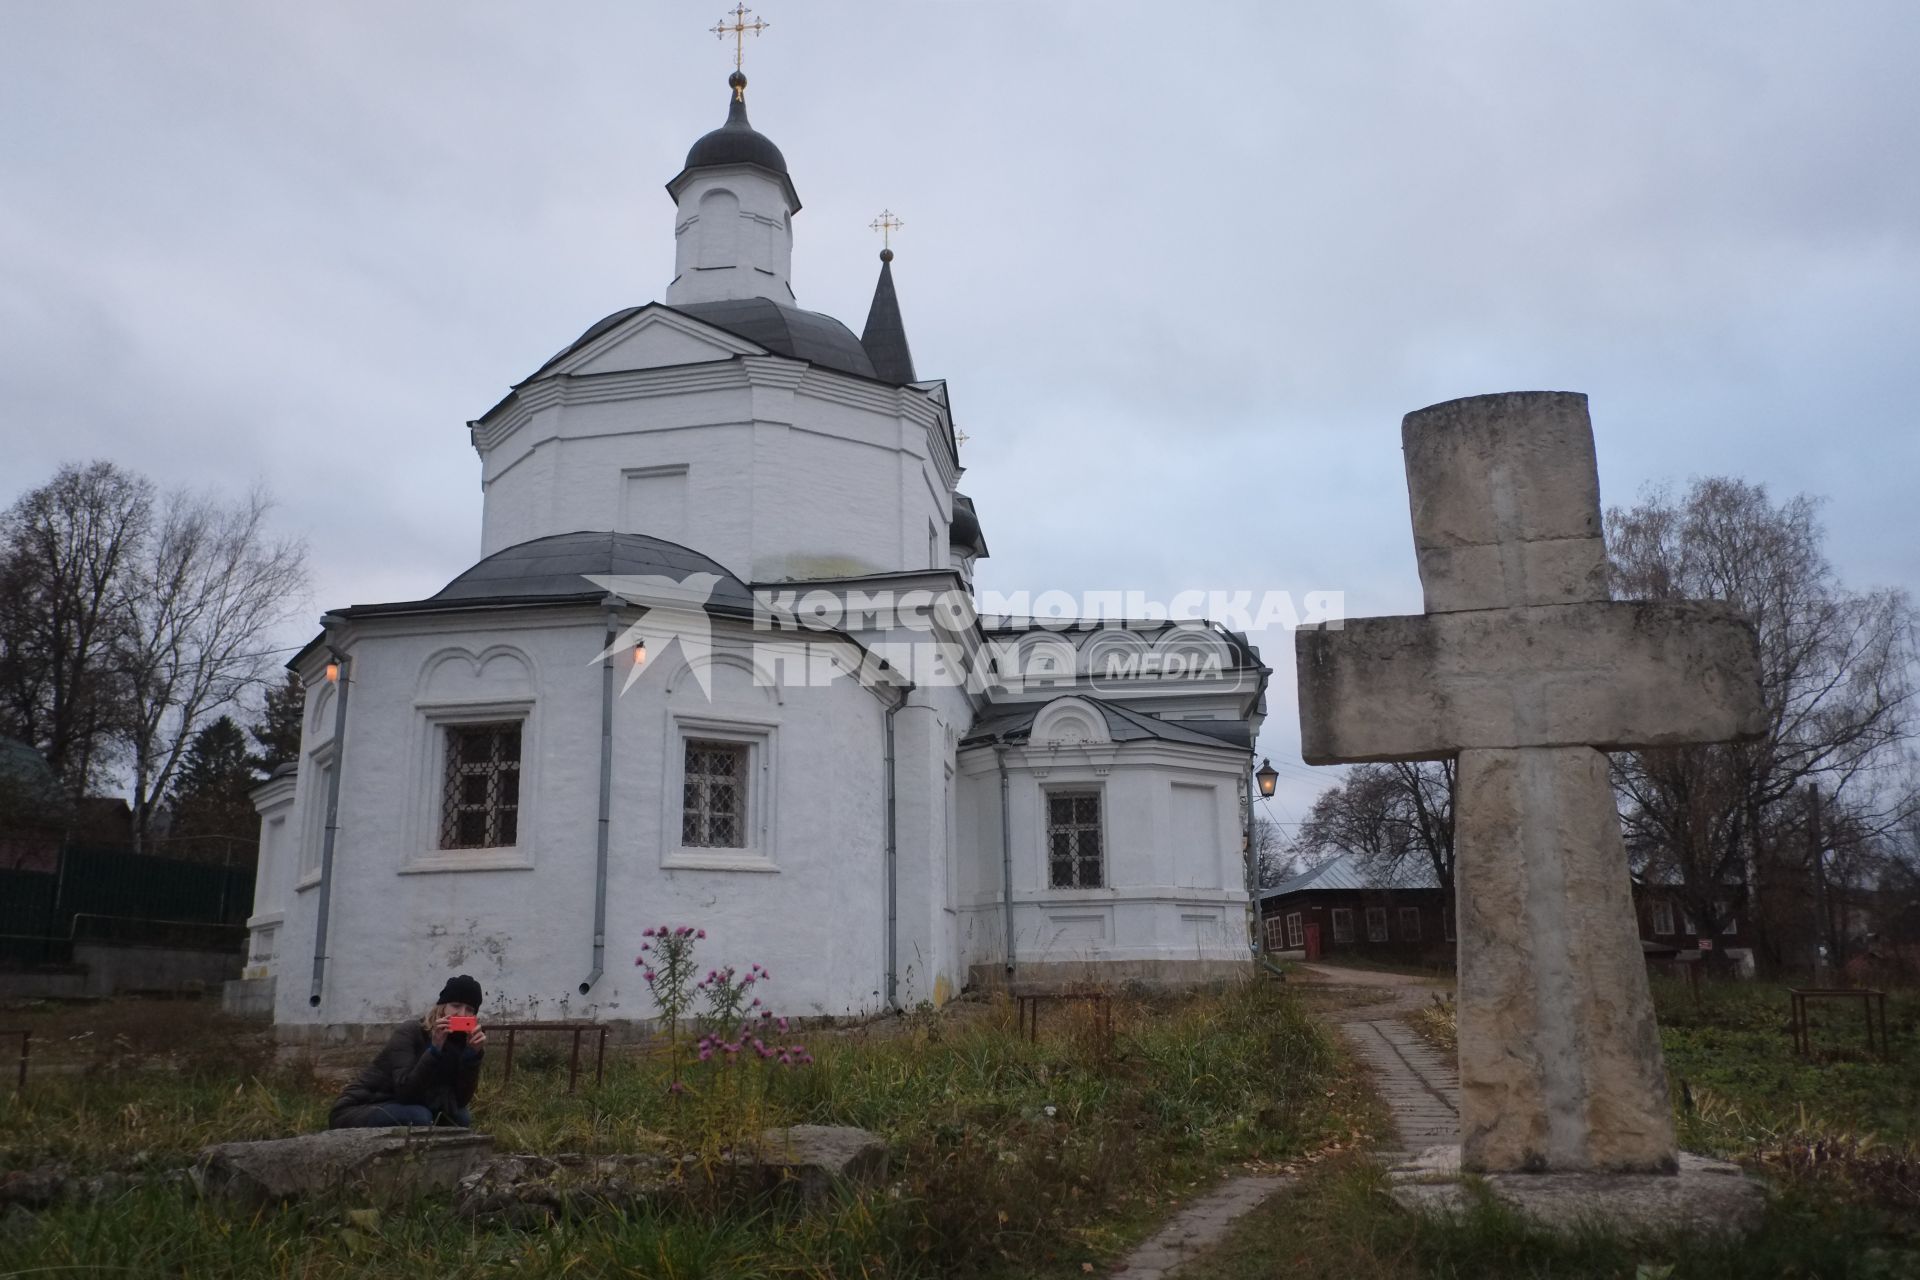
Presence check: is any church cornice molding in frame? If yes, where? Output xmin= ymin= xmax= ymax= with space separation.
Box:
xmin=472 ymin=357 xmax=956 ymax=475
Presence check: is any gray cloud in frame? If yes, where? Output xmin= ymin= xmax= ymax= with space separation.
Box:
xmin=3 ymin=1 xmax=1915 ymax=818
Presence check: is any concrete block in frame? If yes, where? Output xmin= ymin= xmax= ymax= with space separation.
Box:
xmin=1296 ymin=601 xmax=1764 ymax=764
xmin=1401 ymin=392 xmax=1607 ymax=613
xmin=222 ymin=976 xmax=275 ymax=1018
xmin=1388 ymin=1145 xmax=1766 ymax=1237
xmin=195 ymin=1128 xmax=495 ymax=1209
xmin=1456 ymin=747 xmax=1675 ymax=1172
xmin=742 ymin=1125 xmax=888 ymax=1202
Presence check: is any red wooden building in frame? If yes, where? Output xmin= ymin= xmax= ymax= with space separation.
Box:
xmin=1257 ymin=855 xmax=1450 ymax=964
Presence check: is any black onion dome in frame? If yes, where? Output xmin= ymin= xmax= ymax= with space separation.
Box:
xmin=669 ymin=73 xmax=800 ymax=210
xmin=685 ymin=74 xmax=788 ymax=174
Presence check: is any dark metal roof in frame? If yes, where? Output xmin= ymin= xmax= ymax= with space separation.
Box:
xmin=949 ymin=491 xmax=988 ymax=558
xmin=667 ymin=74 xmax=800 ymax=210
xmin=674 ymin=299 xmax=879 ymax=380
xmin=961 ymin=697 xmax=1247 ymax=752
xmin=860 ymin=252 xmax=916 ymax=385
xmin=1259 ymin=854 xmax=1441 ymax=900
xmin=337 ymin=531 xmax=757 ymax=619
xmin=517 ymin=299 xmax=884 ymax=389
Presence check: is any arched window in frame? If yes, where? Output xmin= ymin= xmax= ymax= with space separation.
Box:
xmin=697 ymin=189 xmax=740 ymax=269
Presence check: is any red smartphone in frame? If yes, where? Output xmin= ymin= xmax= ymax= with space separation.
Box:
xmin=446 ymin=1015 xmax=478 ymax=1034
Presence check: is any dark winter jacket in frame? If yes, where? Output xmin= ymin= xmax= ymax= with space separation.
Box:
xmin=328 ymin=1023 xmax=482 ymax=1126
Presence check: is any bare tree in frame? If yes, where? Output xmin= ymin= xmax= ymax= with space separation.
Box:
xmin=1607 ymin=478 xmax=1917 ymax=967
xmin=1293 ymin=760 xmax=1455 ymax=892
xmin=0 ymin=462 xmax=152 ymax=800
xmin=1252 ymin=812 xmax=1296 ymax=889
xmin=117 ymin=487 xmax=307 ymax=849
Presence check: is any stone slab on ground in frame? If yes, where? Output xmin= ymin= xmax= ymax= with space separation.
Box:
xmin=456 ymin=1153 xmax=674 ymax=1226
xmin=743 ymin=1124 xmax=888 ymax=1202
xmin=196 ymin=1128 xmax=495 ymax=1208
xmin=1110 ymin=1175 xmax=1290 ymax=1280
xmin=1387 ymin=1145 xmax=1766 ymax=1237
xmin=453 ymin=1126 xmax=887 ymax=1225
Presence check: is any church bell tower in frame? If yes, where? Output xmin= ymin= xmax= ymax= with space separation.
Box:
xmin=664 ymin=71 xmax=801 ymax=307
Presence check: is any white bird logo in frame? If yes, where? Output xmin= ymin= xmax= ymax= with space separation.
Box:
xmin=585 ymin=572 xmax=723 ymax=698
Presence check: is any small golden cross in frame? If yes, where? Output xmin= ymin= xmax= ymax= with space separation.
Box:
xmin=869 ymin=209 xmax=904 ymax=250
xmin=955 ymin=427 xmax=971 ymax=446
xmin=711 ymin=4 xmax=770 ymax=73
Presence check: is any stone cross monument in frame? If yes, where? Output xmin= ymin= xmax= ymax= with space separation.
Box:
xmin=1296 ymin=391 xmax=1764 ymax=1174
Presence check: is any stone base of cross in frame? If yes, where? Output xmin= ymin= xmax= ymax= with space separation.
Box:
xmin=1297 ymin=391 xmax=1763 ymax=1173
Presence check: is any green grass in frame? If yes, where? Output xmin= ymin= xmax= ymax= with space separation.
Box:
xmin=1653 ymin=977 xmax=1920 ymax=1149
xmin=1185 ymin=1154 xmax=1919 ymax=1280
xmin=1 ymin=983 xmax=1372 ymax=1278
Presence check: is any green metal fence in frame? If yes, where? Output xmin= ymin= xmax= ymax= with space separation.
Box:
xmin=0 ymin=844 xmax=252 ymax=967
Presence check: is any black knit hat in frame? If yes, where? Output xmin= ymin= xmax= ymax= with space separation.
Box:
xmin=437 ymin=974 xmax=482 ymax=1009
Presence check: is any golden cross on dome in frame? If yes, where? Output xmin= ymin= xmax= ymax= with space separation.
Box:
xmin=869 ymin=209 xmax=904 ymax=250
xmin=710 ymin=4 xmax=770 ymax=73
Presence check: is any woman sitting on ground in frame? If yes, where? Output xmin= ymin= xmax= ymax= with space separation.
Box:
xmin=329 ymin=974 xmax=488 ymax=1129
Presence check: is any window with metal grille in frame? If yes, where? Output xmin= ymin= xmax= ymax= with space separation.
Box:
xmin=439 ymin=723 xmax=521 ymax=849
xmin=682 ymin=739 xmax=748 ymax=848
xmin=1047 ymin=792 xmax=1103 ymax=888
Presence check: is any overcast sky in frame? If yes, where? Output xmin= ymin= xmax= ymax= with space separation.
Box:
xmin=3 ymin=2 xmax=1916 ymax=819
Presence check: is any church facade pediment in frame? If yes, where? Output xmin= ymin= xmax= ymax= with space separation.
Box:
xmin=547 ymin=306 xmax=767 ymax=380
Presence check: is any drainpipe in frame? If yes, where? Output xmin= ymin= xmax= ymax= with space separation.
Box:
xmin=581 ymin=602 xmax=619 ymax=995
xmin=995 ymin=740 xmax=1015 ymax=978
xmin=883 ymin=687 xmax=905 ymax=1011
xmin=308 ymin=642 xmax=352 ymax=1008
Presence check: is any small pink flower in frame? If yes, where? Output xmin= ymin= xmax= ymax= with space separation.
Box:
xmin=643 ymin=970 xmax=656 ymax=982
xmin=776 ymin=1017 xmax=788 ymax=1032
xmin=668 ymin=1080 xmax=686 ymax=1094
xmin=697 ymin=1047 xmax=713 ymax=1062
xmin=777 ymin=1052 xmax=790 ymax=1065
xmin=800 ymin=1053 xmax=814 ymax=1065
xmin=759 ymin=1009 xmax=772 ymax=1019
xmin=696 ymin=929 xmax=706 ymax=939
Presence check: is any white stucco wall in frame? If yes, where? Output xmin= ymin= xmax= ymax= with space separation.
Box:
xmin=265 ymin=610 xmax=895 ymax=1030
xmin=665 ymin=167 xmax=796 ymax=307
xmin=952 ymin=698 xmax=1252 ymax=979
xmin=473 ymin=325 xmax=956 ymax=585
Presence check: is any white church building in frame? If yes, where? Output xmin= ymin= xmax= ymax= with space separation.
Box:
xmin=237 ymin=69 xmax=1269 ymax=1032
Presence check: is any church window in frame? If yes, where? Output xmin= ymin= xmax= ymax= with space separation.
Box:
xmin=683 ymin=739 xmax=749 ymax=848
xmin=1046 ymin=791 xmax=1103 ymax=889
xmin=1365 ymin=906 xmax=1389 ymax=942
xmin=439 ymin=723 xmax=522 ymax=849
xmin=299 ymin=750 xmax=334 ymax=886
xmin=696 ymin=189 xmax=739 ymax=268
xmin=1331 ymin=907 xmax=1354 ymax=943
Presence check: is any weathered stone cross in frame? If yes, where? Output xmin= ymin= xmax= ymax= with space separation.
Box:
xmin=1296 ymin=391 xmax=1764 ymax=1173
